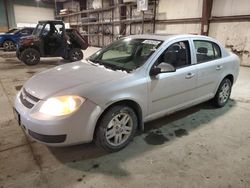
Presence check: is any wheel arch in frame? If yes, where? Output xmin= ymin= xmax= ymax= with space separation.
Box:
xmin=214 ymin=73 xmax=234 ymax=96
xmin=3 ymin=38 xmax=14 ymax=43
xmin=19 ymin=46 xmax=40 ymax=54
xmin=224 ymin=74 xmax=234 ymax=85
xmin=94 ymin=99 xmax=144 ymax=139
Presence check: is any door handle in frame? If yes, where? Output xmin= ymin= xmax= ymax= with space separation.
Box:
xmin=185 ymin=72 xmax=195 ymax=79
xmin=216 ymin=65 xmax=223 ymax=70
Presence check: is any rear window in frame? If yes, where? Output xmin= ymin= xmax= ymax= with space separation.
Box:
xmin=194 ymin=40 xmax=221 ymax=63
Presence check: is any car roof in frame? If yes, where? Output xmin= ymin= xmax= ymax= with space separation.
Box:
xmin=126 ymin=34 xmax=214 ymax=42
xmin=38 ymin=20 xmax=63 ymax=24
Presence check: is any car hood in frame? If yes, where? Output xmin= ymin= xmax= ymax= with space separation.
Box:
xmin=0 ymin=33 xmax=14 ymax=37
xmin=24 ymin=61 xmax=129 ymax=100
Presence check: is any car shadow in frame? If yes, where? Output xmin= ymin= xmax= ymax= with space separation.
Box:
xmin=1 ymin=57 xmax=68 ymax=69
xmin=48 ymin=99 xmax=236 ymax=177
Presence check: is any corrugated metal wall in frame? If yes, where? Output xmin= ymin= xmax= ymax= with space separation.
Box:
xmin=155 ymin=0 xmax=250 ymax=66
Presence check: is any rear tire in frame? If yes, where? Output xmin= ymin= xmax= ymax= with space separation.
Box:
xmin=20 ymin=48 xmax=40 ymax=66
xmin=213 ymin=78 xmax=232 ymax=108
xmin=3 ymin=40 xmax=16 ymax=51
xmin=68 ymin=48 xmax=83 ymax=62
xmin=95 ymin=105 xmax=138 ymax=152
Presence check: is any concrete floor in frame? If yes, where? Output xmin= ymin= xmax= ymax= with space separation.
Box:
xmin=0 ymin=48 xmax=250 ymax=188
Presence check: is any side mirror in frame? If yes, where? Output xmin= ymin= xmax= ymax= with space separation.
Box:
xmin=150 ymin=67 xmax=161 ymax=76
xmin=150 ymin=62 xmax=176 ymax=76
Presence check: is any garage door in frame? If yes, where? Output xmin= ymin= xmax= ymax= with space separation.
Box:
xmin=14 ymin=5 xmax=54 ymax=25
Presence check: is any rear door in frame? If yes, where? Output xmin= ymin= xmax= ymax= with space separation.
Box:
xmin=191 ymin=40 xmax=223 ymax=99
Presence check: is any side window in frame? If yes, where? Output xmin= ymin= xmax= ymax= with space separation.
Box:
xmin=20 ymin=29 xmax=28 ymax=35
xmin=41 ymin=24 xmax=50 ymax=36
xmin=55 ymin=24 xmax=64 ymax=35
xmin=28 ymin=28 xmax=33 ymax=35
xmin=156 ymin=41 xmax=191 ymax=69
xmin=194 ymin=40 xmax=221 ymax=63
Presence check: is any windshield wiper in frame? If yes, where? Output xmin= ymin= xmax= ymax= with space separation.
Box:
xmin=102 ymin=62 xmax=132 ymax=73
xmin=89 ymin=59 xmax=131 ymax=72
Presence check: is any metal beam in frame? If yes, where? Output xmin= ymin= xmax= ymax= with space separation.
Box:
xmin=210 ymin=15 xmax=250 ymax=23
xmin=3 ymin=0 xmax=9 ymax=30
xmin=201 ymin=0 xmax=213 ymax=35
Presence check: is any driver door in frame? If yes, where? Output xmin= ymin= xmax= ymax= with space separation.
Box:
xmin=148 ymin=40 xmax=198 ymax=118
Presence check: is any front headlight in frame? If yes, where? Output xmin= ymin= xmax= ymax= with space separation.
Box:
xmin=39 ymin=95 xmax=85 ymax=116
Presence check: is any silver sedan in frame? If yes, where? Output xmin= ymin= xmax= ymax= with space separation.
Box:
xmin=14 ymin=34 xmax=240 ymax=152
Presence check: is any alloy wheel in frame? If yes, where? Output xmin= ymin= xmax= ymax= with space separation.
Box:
xmin=4 ymin=41 xmax=15 ymax=51
xmin=25 ymin=52 xmax=37 ymax=64
xmin=72 ymin=51 xmax=81 ymax=61
xmin=105 ymin=112 xmax=133 ymax=147
xmin=219 ymin=82 xmax=230 ymax=104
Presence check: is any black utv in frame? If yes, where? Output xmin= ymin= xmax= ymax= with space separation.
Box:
xmin=16 ymin=20 xmax=88 ymax=65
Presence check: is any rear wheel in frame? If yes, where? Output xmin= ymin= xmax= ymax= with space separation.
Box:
xmin=20 ymin=48 xmax=40 ymax=66
xmin=95 ymin=105 xmax=138 ymax=152
xmin=213 ymin=78 xmax=232 ymax=108
xmin=3 ymin=40 xmax=16 ymax=51
xmin=68 ymin=48 xmax=83 ymax=62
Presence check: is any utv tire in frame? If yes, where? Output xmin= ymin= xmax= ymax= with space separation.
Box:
xmin=213 ymin=78 xmax=232 ymax=108
xmin=68 ymin=48 xmax=83 ymax=62
xmin=95 ymin=105 xmax=138 ymax=152
xmin=20 ymin=48 xmax=40 ymax=66
xmin=3 ymin=40 xmax=16 ymax=51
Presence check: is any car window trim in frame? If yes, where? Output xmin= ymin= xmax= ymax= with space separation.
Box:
xmin=193 ymin=39 xmax=222 ymax=64
xmin=149 ymin=39 xmax=193 ymax=72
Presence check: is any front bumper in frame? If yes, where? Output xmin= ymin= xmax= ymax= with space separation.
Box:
xmin=14 ymin=92 xmax=102 ymax=146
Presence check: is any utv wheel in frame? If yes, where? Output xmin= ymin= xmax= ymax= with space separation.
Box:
xmin=3 ymin=40 xmax=15 ymax=51
xmin=68 ymin=48 xmax=83 ymax=62
xmin=213 ymin=78 xmax=232 ymax=108
xmin=20 ymin=48 xmax=40 ymax=66
xmin=95 ymin=105 xmax=138 ymax=152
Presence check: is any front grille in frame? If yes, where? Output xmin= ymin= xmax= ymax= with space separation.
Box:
xmin=23 ymin=88 xmax=40 ymax=102
xmin=28 ymin=130 xmax=66 ymax=143
xmin=20 ymin=88 xmax=40 ymax=109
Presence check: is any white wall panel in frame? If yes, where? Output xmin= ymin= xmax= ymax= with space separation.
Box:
xmin=14 ymin=5 xmax=54 ymax=25
xmin=157 ymin=0 xmax=203 ymax=20
xmin=212 ymin=0 xmax=250 ymax=17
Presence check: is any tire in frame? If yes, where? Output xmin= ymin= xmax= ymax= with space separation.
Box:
xmin=213 ymin=78 xmax=232 ymax=108
xmin=20 ymin=48 xmax=40 ymax=66
xmin=68 ymin=48 xmax=83 ymax=62
xmin=3 ymin=40 xmax=16 ymax=51
xmin=95 ymin=105 xmax=138 ymax=152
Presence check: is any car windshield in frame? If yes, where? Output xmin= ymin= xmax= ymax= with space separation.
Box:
xmin=32 ymin=24 xmax=44 ymax=36
xmin=7 ymin=28 xmax=19 ymax=34
xmin=88 ymin=38 xmax=163 ymax=72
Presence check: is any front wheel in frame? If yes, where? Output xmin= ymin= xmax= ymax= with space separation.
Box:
xmin=213 ymin=78 xmax=232 ymax=108
xmin=20 ymin=48 xmax=40 ymax=66
xmin=95 ymin=105 xmax=138 ymax=152
xmin=3 ymin=40 xmax=16 ymax=51
xmin=68 ymin=48 xmax=83 ymax=62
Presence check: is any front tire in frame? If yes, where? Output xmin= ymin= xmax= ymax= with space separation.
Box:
xmin=95 ymin=105 xmax=138 ymax=152
xmin=3 ymin=40 xmax=16 ymax=51
xmin=68 ymin=48 xmax=83 ymax=62
xmin=213 ymin=78 xmax=232 ymax=108
xmin=20 ymin=48 xmax=40 ymax=66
